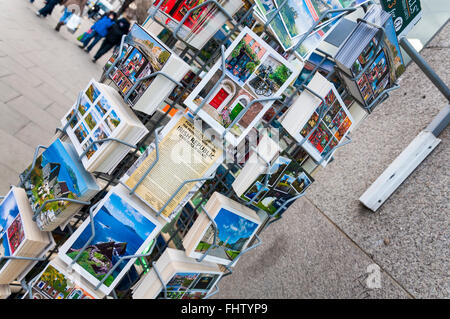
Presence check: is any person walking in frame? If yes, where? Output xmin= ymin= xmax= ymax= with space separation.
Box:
xmin=79 ymin=11 xmax=116 ymax=53
xmin=36 ymin=0 xmax=64 ymax=18
xmin=92 ymin=16 xmax=130 ymax=63
xmin=55 ymin=0 xmax=88 ymax=32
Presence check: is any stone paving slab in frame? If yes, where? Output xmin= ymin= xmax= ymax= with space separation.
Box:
xmin=0 ymin=163 xmax=19 ymax=196
xmin=6 ymin=95 xmax=60 ymax=130
xmin=0 ymin=80 xmax=21 ymax=103
xmin=0 ymin=128 xmax=35 ymax=175
xmin=215 ymin=198 xmax=411 ymax=299
xmin=3 ymin=73 xmax=54 ymax=109
xmin=0 ymin=101 xmax=30 ymax=135
xmin=0 ymin=56 xmax=45 ymax=88
xmin=14 ymin=121 xmax=56 ymax=149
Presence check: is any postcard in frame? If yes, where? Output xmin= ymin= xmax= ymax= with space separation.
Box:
xmin=255 ymin=0 xmax=276 ymax=16
xmin=184 ymin=27 xmax=301 ymax=146
xmin=62 ymin=80 xmax=127 ymax=165
xmin=294 ymin=51 xmax=336 ymax=87
xmin=382 ymin=13 xmax=405 ymax=79
xmin=148 ymin=0 xmax=242 ymax=49
xmin=151 ymin=0 xmax=213 ymax=32
xmin=19 ymin=139 xmax=98 ymax=230
xmin=108 ymin=24 xmax=172 ymax=106
xmin=264 ymin=0 xmax=370 ymax=59
xmin=58 ymin=185 xmax=162 ymax=295
xmin=157 ymin=272 xmax=222 ymax=299
xmin=0 ymin=189 xmax=25 ymax=271
xmin=240 ymin=155 xmax=313 ymax=216
xmin=190 ymin=206 xmax=260 ymax=265
xmin=299 ymin=85 xmax=353 ymax=163
xmin=122 ymin=114 xmax=223 ymax=222
xmin=0 ymin=188 xmax=52 ymax=283
xmin=30 ymin=259 xmax=101 ymax=299
xmin=262 ymin=0 xmax=328 ymax=58
xmin=276 ymin=0 xmax=318 ymax=39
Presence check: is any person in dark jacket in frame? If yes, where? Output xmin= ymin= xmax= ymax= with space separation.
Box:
xmin=87 ymin=3 xmax=101 ymax=19
xmin=92 ymin=16 xmax=130 ymax=63
xmin=36 ymin=0 xmax=63 ymax=17
xmin=79 ymin=11 xmax=116 ymax=52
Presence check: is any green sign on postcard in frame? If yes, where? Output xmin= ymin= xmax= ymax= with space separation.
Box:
xmin=381 ymin=0 xmax=422 ymax=38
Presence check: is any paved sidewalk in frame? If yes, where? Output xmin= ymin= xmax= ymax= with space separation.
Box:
xmin=0 ymin=0 xmax=108 ymax=194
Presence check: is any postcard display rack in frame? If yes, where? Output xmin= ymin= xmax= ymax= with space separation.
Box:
xmin=1 ymin=0 xmax=412 ymax=299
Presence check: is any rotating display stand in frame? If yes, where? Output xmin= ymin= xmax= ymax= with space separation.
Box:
xmin=9 ymin=0 xmax=444 ymax=299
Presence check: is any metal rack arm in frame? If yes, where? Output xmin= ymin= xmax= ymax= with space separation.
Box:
xmin=152 ymin=261 xmax=168 ymax=299
xmin=156 ymin=173 xmax=217 ymax=217
xmin=94 ymin=240 xmax=157 ymax=290
xmin=172 ymin=0 xmax=234 ymax=42
xmin=1 ymin=237 xmax=56 ymax=299
xmin=69 ymin=202 xmax=101 ymax=266
xmin=55 ymin=91 xmax=84 ymax=135
xmin=129 ymin=126 xmax=164 ymax=195
xmin=204 ymin=284 xmax=220 ymax=299
xmin=192 ymin=45 xmax=227 ymax=117
xmin=263 ymin=0 xmax=288 ymax=28
xmin=33 ymin=198 xmax=92 ymax=221
xmin=147 ymin=0 xmax=165 ymax=20
xmin=78 ymin=137 xmax=138 ymax=161
xmin=20 ymin=145 xmax=48 ymax=186
xmin=364 ymin=83 xmax=400 ymax=113
xmin=195 ymin=206 xmax=262 ymax=268
xmin=317 ymin=134 xmax=352 ymax=166
xmin=263 ymin=191 xmax=308 ymax=230
xmin=246 ymin=146 xmax=272 ymax=206
xmin=103 ymin=34 xmax=127 ymax=81
xmin=227 ymin=234 xmax=262 ymax=267
xmin=0 ymin=255 xmax=46 ymax=262
xmin=221 ymin=96 xmax=283 ymax=139
xmin=21 ymin=278 xmax=35 ymax=299
xmin=124 ymin=71 xmax=184 ymax=104
xmin=195 ymin=206 xmax=220 ymax=263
